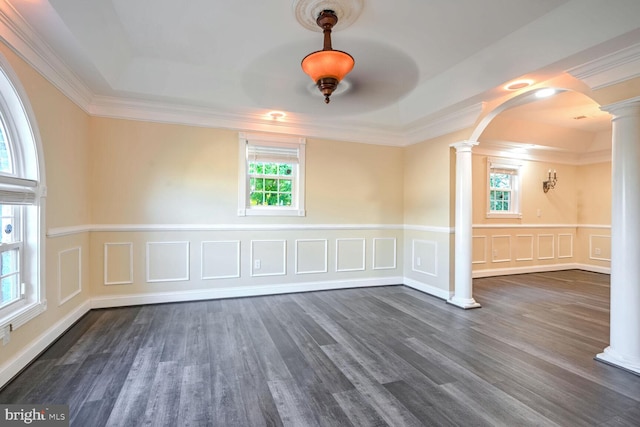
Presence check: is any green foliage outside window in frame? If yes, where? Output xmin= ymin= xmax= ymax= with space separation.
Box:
xmin=249 ymin=162 xmax=293 ymax=206
xmin=489 ymin=173 xmax=512 ymax=211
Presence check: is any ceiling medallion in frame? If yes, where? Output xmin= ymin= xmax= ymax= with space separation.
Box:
xmin=293 ymin=0 xmax=363 ymax=32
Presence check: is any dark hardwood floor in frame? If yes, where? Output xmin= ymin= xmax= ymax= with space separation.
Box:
xmin=1 ymin=270 xmax=639 ymax=426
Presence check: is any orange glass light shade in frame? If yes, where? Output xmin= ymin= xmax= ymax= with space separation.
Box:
xmin=301 ymin=50 xmax=355 ymax=82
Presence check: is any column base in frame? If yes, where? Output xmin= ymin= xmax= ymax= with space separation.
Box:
xmin=596 ymin=347 xmax=640 ymax=376
xmin=447 ymin=296 xmax=481 ymax=310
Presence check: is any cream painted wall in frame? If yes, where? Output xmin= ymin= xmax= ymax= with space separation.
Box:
xmin=403 ymin=130 xmax=468 ymax=226
xmin=306 ymin=138 xmax=404 ymax=224
xmin=577 ymin=162 xmax=611 ymax=225
xmin=472 ymin=155 xmax=578 ymax=225
xmin=89 ymin=118 xmax=404 ymax=225
xmin=0 ymin=44 xmax=91 ymax=382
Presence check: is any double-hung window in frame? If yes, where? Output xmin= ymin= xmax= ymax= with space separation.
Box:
xmin=0 ymin=55 xmax=45 ymax=343
xmin=487 ymin=158 xmax=522 ymax=218
xmin=238 ymin=133 xmax=305 ymax=216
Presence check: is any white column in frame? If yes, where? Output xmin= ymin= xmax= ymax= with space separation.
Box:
xmin=596 ymin=97 xmax=640 ymax=375
xmin=448 ymin=141 xmax=481 ymax=309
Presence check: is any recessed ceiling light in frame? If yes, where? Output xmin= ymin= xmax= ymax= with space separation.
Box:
xmin=504 ymin=80 xmax=534 ymax=90
xmin=267 ymin=111 xmax=286 ymax=120
xmin=535 ymin=88 xmax=556 ymax=98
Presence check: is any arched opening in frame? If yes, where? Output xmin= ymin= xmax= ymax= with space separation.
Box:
xmin=469 ymin=87 xmax=611 ymax=278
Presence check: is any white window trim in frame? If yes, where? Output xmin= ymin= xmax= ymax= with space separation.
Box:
xmin=486 ymin=157 xmax=522 ymax=219
xmin=0 ymin=52 xmax=46 ymax=344
xmin=238 ymin=132 xmax=306 ymax=217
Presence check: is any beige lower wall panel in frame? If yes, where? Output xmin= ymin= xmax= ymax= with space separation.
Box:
xmin=576 ymin=227 xmax=611 ymax=268
xmin=336 ymin=238 xmax=366 ymax=272
xmin=58 ymin=247 xmax=82 ymax=306
xmin=403 ymin=229 xmax=451 ymax=296
xmin=296 ymin=239 xmax=328 ymax=275
xmin=373 ymin=238 xmax=397 ymax=270
xmin=89 ymin=229 xmax=403 ymax=299
xmin=202 ymin=241 xmax=241 ymax=279
xmin=104 ymin=242 xmax=134 ymax=285
xmin=472 ymin=226 xmax=589 ymax=273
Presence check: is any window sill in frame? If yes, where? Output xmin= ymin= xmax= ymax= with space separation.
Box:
xmin=238 ymin=208 xmax=306 ymax=217
xmin=486 ymin=212 xmax=522 ymax=219
xmin=0 ymin=300 xmax=47 ymax=344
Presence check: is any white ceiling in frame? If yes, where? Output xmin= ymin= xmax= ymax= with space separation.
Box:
xmin=5 ymin=0 xmax=640 ymax=145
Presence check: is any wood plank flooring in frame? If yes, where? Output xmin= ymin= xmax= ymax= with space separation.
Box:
xmin=1 ymin=270 xmax=639 ymax=426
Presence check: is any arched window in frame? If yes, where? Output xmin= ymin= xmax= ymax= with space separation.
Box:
xmin=0 ymin=53 xmax=45 ymax=341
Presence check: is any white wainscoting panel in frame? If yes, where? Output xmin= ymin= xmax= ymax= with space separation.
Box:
xmin=412 ymin=239 xmax=438 ymax=277
xmin=558 ymin=234 xmax=574 ymax=259
xmin=538 ymin=234 xmax=555 ymax=260
xmin=515 ymin=234 xmax=534 ymax=261
xmin=104 ymin=242 xmax=133 ymax=285
xmin=295 ymin=239 xmax=328 ymax=275
xmin=146 ymin=241 xmax=190 ymax=283
xmin=373 ymin=238 xmax=397 ymax=270
xmin=201 ymin=240 xmax=240 ymax=280
xmin=491 ymin=235 xmax=511 ymax=263
xmin=58 ymin=247 xmax=82 ymax=306
xmin=336 ymin=238 xmax=366 ymax=272
xmin=472 ymin=236 xmax=487 ymax=264
xmin=590 ymin=234 xmax=611 ymax=261
xmin=251 ymin=240 xmax=287 ymax=277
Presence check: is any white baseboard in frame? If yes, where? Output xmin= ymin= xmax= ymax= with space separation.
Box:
xmin=91 ymin=277 xmax=405 ymax=309
xmin=402 ymin=278 xmax=451 ymax=300
xmin=472 ymin=263 xmax=610 ymax=278
xmin=0 ymin=299 xmax=91 ymax=389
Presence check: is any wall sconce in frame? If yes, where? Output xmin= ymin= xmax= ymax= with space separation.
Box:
xmin=543 ymin=169 xmax=557 ymax=193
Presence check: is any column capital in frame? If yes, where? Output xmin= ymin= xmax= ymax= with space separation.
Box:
xmin=450 ymin=140 xmax=479 ymax=151
xmin=601 ymin=96 xmax=640 ymax=117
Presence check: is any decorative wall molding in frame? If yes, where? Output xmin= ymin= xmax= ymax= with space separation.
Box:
xmin=336 ymin=238 xmax=366 ymax=272
xmin=405 ymin=225 xmax=455 ymax=234
xmin=295 ymin=239 xmax=328 ymax=275
xmin=146 ymin=241 xmax=190 ymax=283
xmin=403 ymin=103 xmax=483 ymax=146
xmin=473 ymin=223 xmax=593 ymax=229
xmin=47 ymin=223 xmax=406 ymax=237
xmin=104 ymin=242 xmax=134 ymax=285
xmin=568 ymin=42 xmax=640 ymax=90
xmin=372 ymin=238 xmax=397 ymax=270
xmin=0 ymin=2 xmax=93 ymax=111
xmin=491 ymin=235 xmax=511 ymax=263
xmin=472 ymin=235 xmax=487 ymax=264
xmin=558 ymin=234 xmax=574 ymax=259
xmin=412 ymin=240 xmax=438 ymax=277
xmin=515 ymin=234 xmax=534 ymax=262
xmin=201 ymin=240 xmax=241 ymax=280
xmin=589 ymin=234 xmax=611 ymax=262
xmin=537 ymin=234 xmax=555 ymax=260
xmin=58 ymin=247 xmax=82 ymax=306
xmin=251 ymin=240 xmax=287 ymax=277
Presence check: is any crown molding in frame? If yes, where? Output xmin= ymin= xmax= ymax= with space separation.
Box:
xmin=403 ymin=103 xmax=483 ymax=145
xmin=474 ymin=141 xmax=610 ymax=166
xmin=0 ymin=1 xmax=92 ymax=110
xmin=568 ymin=42 xmax=640 ymax=90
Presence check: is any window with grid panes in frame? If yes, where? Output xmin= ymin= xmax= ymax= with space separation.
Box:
xmin=487 ymin=158 xmax=522 ymax=218
xmin=0 ymin=55 xmax=45 ymax=341
xmin=238 ymin=133 xmax=305 ymax=216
